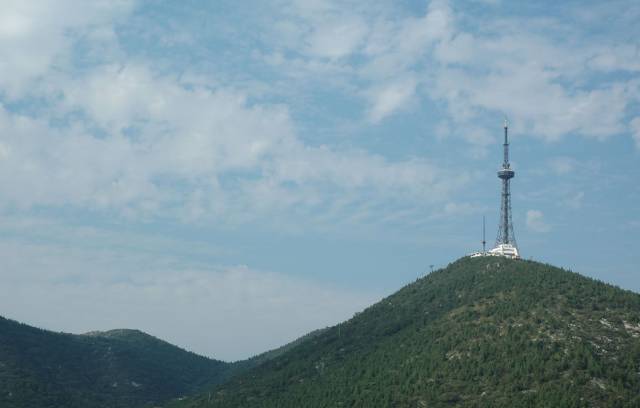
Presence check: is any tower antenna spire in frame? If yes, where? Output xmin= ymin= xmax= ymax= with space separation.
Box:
xmin=503 ymin=118 xmax=510 ymax=167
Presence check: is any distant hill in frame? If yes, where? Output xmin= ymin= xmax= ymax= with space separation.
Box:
xmin=0 ymin=318 xmax=234 ymax=408
xmin=170 ymin=257 xmax=640 ymax=407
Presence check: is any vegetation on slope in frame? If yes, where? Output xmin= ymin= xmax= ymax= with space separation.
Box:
xmin=0 ymin=319 xmax=232 ymax=408
xmin=236 ymin=328 xmax=329 ymax=370
xmin=171 ymin=257 xmax=640 ymax=407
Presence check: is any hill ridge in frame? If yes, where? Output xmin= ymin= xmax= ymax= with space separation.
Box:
xmin=169 ymin=257 xmax=640 ymax=407
xmin=0 ymin=315 xmax=232 ymax=408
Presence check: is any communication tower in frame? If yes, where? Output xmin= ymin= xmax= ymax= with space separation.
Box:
xmin=489 ymin=119 xmax=520 ymax=258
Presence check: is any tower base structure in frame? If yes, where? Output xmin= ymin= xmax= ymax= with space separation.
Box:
xmin=468 ymin=244 xmax=520 ymax=259
xmin=488 ymin=243 xmax=519 ymax=259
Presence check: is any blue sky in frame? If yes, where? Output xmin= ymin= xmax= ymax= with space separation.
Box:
xmin=0 ymin=0 xmax=638 ymax=360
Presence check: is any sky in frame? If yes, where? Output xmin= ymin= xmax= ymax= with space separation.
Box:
xmin=0 ymin=0 xmax=638 ymax=361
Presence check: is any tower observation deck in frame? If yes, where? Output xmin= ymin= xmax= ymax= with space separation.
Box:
xmin=489 ymin=120 xmax=519 ymax=258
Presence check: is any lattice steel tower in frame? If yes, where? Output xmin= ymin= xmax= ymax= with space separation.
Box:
xmin=490 ymin=119 xmax=519 ymax=258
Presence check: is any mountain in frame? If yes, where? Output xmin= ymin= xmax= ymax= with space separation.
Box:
xmin=170 ymin=257 xmax=640 ymax=407
xmin=0 ymin=318 xmax=235 ymax=408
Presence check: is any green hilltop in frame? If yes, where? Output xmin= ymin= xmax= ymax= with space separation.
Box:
xmin=0 ymin=308 xmax=327 ymax=407
xmin=169 ymin=257 xmax=640 ymax=407
xmin=0 ymin=318 xmax=236 ymax=408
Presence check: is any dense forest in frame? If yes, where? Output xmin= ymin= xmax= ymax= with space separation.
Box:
xmin=0 ymin=320 xmax=236 ymax=408
xmin=169 ymin=257 xmax=640 ymax=407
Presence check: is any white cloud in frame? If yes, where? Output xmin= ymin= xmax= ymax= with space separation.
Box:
xmin=526 ymin=209 xmax=551 ymax=233
xmin=306 ymin=17 xmax=368 ymax=59
xmin=0 ymin=1 xmax=635 ymax=225
xmin=0 ymin=0 xmax=132 ymax=98
xmin=430 ymin=43 xmax=631 ymax=142
xmin=548 ymin=156 xmax=577 ymax=175
xmin=3 ymin=0 xmax=635 ymax=227
xmin=0 ymin=59 xmax=462 ymax=225
xmin=368 ymin=0 xmax=451 ymax=64
xmin=589 ymin=45 xmax=640 ymax=72
xmin=424 ymin=8 xmax=640 ymax=144
xmin=367 ymin=78 xmax=417 ymax=123
xmin=260 ymin=0 xmax=640 ymax=146
xmin=630 ymin=117 xmax=640 ymax=148
xmin=0 ymin=2 xmax=482 ymax=227
xmin=0 ymin=106 xmax=158 ymax=211
xmin=0 ymin=0 xmax=471 ymax=226
xmin=262 ymin=0 xmax=453 ymax=118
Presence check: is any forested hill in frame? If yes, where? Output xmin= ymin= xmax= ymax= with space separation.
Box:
xmin=171 ymin=257 xmax=640 ymax=407
xmin=0 ymin=318 xmax=234 ymax=408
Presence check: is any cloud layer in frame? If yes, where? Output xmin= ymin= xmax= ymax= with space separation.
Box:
xmin=1 ymin=0 xmax=638 ymax=222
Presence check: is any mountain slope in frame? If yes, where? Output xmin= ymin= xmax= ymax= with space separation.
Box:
xmin=236 ymin=328 xmax=328 ymax=370
xmin=0 ymin=319 xmax=233 ymax=408
xmin=171 ymin=257 xmax=640 ymax=407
